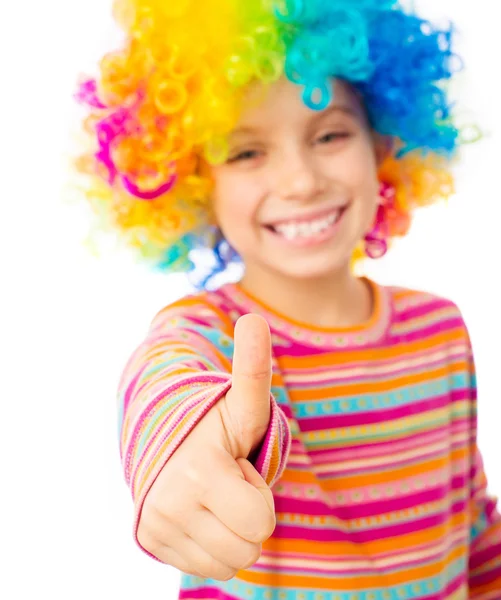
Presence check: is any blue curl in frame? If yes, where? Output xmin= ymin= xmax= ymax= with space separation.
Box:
xmin=281 ymin=1 xmax=461 ymax=159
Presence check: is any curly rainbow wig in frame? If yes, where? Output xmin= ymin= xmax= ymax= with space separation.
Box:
xmin=75 ymin=0 xmax=474 ymax=286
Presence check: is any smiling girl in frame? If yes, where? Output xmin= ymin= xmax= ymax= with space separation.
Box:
xmin=76 ymin=1 xmax=501 ymax=598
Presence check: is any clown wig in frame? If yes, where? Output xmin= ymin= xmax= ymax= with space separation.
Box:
xmin=75 ymin=0 xmax=475 ymax=286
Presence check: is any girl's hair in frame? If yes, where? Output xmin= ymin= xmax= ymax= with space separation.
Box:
xmin=74 ymin=0 xmax=476 ymax=288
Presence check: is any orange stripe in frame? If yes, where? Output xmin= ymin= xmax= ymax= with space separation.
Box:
xmin=279 ymin=447 xmax=467 ymax=488
xmin=238 ymin=543 xmax=465 ymax=588
xmin=264 ymin=514 xmax=467 ymax=556
xmin=289 ymin=360 xmax=468 ymax=401
xmin=281 ymin=328 xmax=468 ymax=368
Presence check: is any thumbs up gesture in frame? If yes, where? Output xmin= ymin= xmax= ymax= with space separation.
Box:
xmin=219 ymin=314 xmax=275 ymax=460
xmin=137 ymin=315 xmax=277 ymax=580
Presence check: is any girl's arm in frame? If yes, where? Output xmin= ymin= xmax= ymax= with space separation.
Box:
xmin=117 ymin=297 xmax=291 ymax=554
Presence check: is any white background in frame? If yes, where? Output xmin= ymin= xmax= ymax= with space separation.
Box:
xmin=1 ymin=1 xmax=499 ymax=598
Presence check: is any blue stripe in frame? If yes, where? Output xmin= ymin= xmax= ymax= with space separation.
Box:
xmin=181 ymin=556 xmax=466 ymax=599
xmin=291 ymin=373 xmax=469 ymax=419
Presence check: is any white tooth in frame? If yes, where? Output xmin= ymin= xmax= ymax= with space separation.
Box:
xmin=274 ymin=209 xmax=342 ymax=239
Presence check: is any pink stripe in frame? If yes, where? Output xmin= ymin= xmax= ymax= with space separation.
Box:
xmin=313 ymin=445 xmax=468 ymax=479
xmin=299 ymin=390 xmax=468 ymax=432
xmin=273 ymin=507 xmax=465 ymax=542
xmin=396 ymin=298 xmax=456 ymax=321
xmin=275 ymin=486 xmax=466 ymax=519
xmin=254 ymin=397 xmax=291 ymax=483
xmin=395 ymin=316 xmax=464 ymax=343
xmin=309 ymin=420 xmax=468 ymax=461
xmin=309 ymin=420 xmax=469 ymax=463
xmin=255 ymin=547 xmax=459 ymax=577
xmin=180 ymin=588 xmax=239 ymax=600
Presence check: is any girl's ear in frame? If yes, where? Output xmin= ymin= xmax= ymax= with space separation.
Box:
xmin=372 ymin=133 xmax=394 ymax=166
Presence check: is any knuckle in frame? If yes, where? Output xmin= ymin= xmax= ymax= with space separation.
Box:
xmin=164 ymin=502 xmax=191 ymax=528
xmin=257 ymin=512 xmax=276 ymax=541
xmin=183 ymin=461 xmax=211 ymax=499
xmin=220 ymin=568 xmax=239 ymax=581
xmin=243 ymin=507 xmax=276 ymax=543
xmin=246 ymin=368 xmax=271 ymax=381
xmin=147 ymin=481 xmax=200 ymax=528
xmin=188 ymin=569 xmax=204 ymax=577
xmin=195 ymin=556 xmax=236 ymax=581
xmin=241 ymin=545 xmax=262 ymax=569
xmin=194 ymin=555 xmax=219 ymax=577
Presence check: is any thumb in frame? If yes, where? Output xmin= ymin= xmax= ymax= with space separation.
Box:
xmin=225 ymin=314 xmax=273 ymax=458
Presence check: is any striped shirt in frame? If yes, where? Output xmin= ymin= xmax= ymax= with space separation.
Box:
xmin=118 ymin=278 xmax=501 ymax=599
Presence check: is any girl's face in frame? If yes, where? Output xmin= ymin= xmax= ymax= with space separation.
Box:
xmin=210 ymin=77 xmax=381 ymax=284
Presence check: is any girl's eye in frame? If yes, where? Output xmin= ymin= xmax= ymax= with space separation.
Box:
xmin=317 ymin=132 xmax=351 ymax=144
xmin=226 ymin=133 xmax=351 ymax=162
xmin=227 ymin=150 xmax=261 ymax=163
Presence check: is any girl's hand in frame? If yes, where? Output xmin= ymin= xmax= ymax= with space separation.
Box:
xmin=137 ymin=315 xmax=276 ymax=580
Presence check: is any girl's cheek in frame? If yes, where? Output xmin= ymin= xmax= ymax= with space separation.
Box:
xmin=348 ymin=154 xmax=379 ymax=190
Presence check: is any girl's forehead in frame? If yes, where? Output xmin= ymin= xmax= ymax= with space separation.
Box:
xmin=234 ymin=77 xmax=365 ymax=130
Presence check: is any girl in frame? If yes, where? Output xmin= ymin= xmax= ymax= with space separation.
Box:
xmin=75 ymin=0 xmax=501 ymax=598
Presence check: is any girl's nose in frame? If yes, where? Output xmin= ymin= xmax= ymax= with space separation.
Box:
xmin=274 ymin=148 xmax=325 ymax=202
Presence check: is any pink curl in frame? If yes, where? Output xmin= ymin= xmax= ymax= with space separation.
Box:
xmin=121 ymin=172 xmax=178 ymax=200
xmin=75 ymin=79 xmax=107 ymax=109
xmin=96 ymin=110 xmax=178 ymax=200
xmin=79 ymin=80 xmax=176 ymax=200
xmin=364 ymin=182 xmax=395 ymax=259
xmin=95 ymin=109 xmax=131 ymax=183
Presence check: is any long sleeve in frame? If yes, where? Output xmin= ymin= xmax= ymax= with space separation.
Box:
xmin=117 ymin=296 xmax=291 ymax=559
xmin=464 ymin=324 xmax=501 ymax=597
xmin=468 ymin=447 xmax=501 ymax=598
